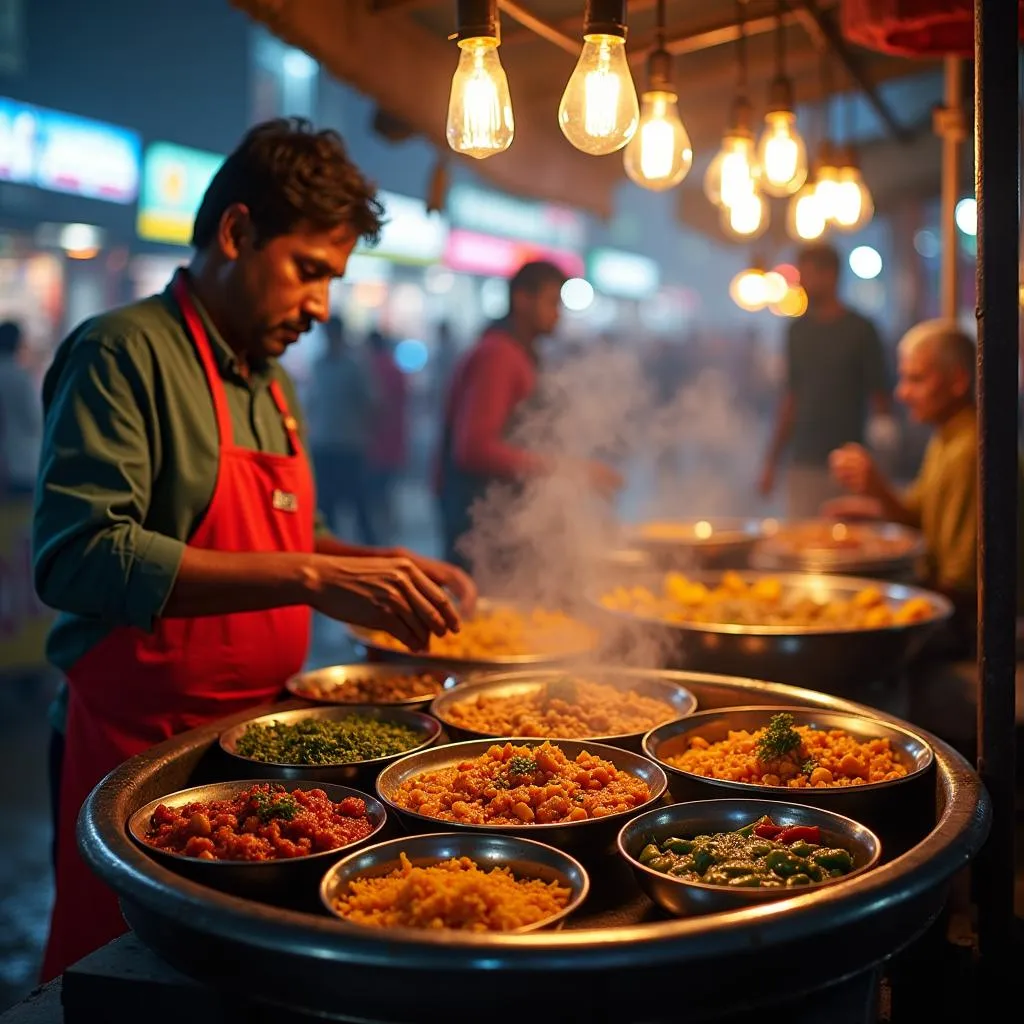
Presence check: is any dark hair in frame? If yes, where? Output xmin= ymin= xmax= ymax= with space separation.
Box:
xmin=0 ymin=320 xmax=22 ymax=356
xmin=796 ymin=242 xmax=841 ymax=276
xmin=508 ymin=260 xmax=567 ymax=300
xmin=192 ymin=118 xmax=384 ymax=250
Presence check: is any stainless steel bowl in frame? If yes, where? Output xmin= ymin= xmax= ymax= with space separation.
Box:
xmin=218 ymin=705 xmax=442 ymax=789
xmin=617 ymin=798 xmax=882 ymax=917
xmin=285 ymin=663 xmax=463 ymax=711
xmin=375 ymin=737 xmax=668 ymax=855
xmin=752 ymin=519 xmax=927 ymax=578
xmin=624 ymin=518 xmax=767 ymax=570
xmin=429 ymin=669 xmax=698 ymax=752
xmin=127 ymin=779 xmax=387 ymax=900
xmin=320 ymin=832 xmax=590 ymax=933
xmin=643 ymin=706 xmax=934 ymax=838
xmin=591 ymin=569 xmax=953 ymax=694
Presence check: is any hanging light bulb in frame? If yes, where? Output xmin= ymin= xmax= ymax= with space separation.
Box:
xmin=756 ymin=4 xmax=807 ymax=196
xmin=812 ymin=140 xmax=841 ymax=220
xmin=720 ymin=182 xmax=768 ymax=240
xmin=446 ymin=1 xmax=514 ymax=159
xmin=704 ymin=96 xmax=759 ymax=208
xmin=730 ymin=265 xmax=768 ymax=311
xmin=623 ymin=11 xmax=692 ymax=192
xmin=830 ymin=145 xmax=874 ymax=232
xmin=559 ymin=0 xmax=639 ymax=156
xmin=787 ymin=177 xmax=828 ymax=241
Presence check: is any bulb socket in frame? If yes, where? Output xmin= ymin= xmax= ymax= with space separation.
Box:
xmin=766 ymin=75 xmax=795 ymax=116
xmin=646 ymin=48 xmax=674 ymax=92
xmin=454 ymin=0 xmax=498 ymax=42
xmin=833 ymin=143 xmax=860 ymax=170
xmin=815 ymin=139 xmax=837 ymax=169
xmin=583 ymin=0 xmax=628 ymax=39
xmin=728 ymin=94 xmax=754 ymax=138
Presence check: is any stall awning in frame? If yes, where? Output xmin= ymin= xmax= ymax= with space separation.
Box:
xmin=231 ymin=1 xmax=938 ymax=226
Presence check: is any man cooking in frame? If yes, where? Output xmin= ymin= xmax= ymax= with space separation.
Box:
xmin=34 ymin=118 xmax=475 ymax=979
xmin=825 ymin=318 xmax=1024 ymax=646
xmin=436 ymin=260 xmax=621 ymax=571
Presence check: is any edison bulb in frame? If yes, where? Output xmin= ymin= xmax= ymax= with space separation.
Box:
xmin=446 ymin=37 xmax=514 ymax=159
xmin=559 ymin=34 xmax=639 ymax=155
xmin=814 ymin=161 xmax=841 ymax=220
xmin=787 ymin=182 xmax=827 ymax=241
xmin=729 ymin=268 xmax=768 ymax=311
xmin=704 ymin=133 xmax=758 ymax=209
xmin=623 ymin=90 xmax=692 ymax=190
xmin=721 ymin=186 xmax=768 ymax=240
xmin=756 ymin=110 xmax=807 ymax=197
xmin=832 ymin=166 xmax=874 ymax=231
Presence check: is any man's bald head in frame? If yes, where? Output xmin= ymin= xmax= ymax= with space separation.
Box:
xmin=895 ymin=319 xmax=976 ymax=425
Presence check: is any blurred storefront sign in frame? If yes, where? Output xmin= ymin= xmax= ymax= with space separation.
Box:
xmin=137 ymin=141 xmax=224 ymax=245
xmin=0 ymin=96 xmax=140 ymax=204
xmin=357 ymin=189 xmax=447 ymax=265
xmin=0 ymin=499 xmax=52 ymax=672
xmin=442 ymin=228 xmax=584 ymax=279
xmin=447 ymin=184 xmax=587 ymax=252
xmin=587 ymin=247 xmax=660 ymax=300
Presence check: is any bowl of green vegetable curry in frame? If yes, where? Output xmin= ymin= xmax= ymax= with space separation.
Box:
xmin=219 ymin=705 xmax=442 ymax=789
xmin=617 ymin=798 xmax=881 ymax=916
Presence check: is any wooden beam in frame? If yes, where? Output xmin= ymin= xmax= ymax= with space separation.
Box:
xmin=793 ymin=0 xmax=910 ymax=141
xmin=497 ymin=1 xmax=579 ymax=55
xmin=369 ymin=0 xmax=438 ymax=12
xmin=502 ymin=0 xmax=660 ymax=46
xmin=631 ymin=10 xmax=801 ymax=62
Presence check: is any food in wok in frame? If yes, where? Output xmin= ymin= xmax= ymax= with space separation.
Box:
xmin=601 ymin=571 xmax=935 ymax=630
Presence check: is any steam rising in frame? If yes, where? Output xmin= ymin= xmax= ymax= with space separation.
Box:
xmin=457 ymin=340 xmax=764 ymax=671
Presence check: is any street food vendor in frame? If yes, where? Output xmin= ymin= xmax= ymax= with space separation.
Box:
xmin=436 ymin=260 xmax=622 ymax=570
xmin=825 ymin=318 xmax=1024 ymax=644
xmin=33 ymin=118 xmax=475 ymax=980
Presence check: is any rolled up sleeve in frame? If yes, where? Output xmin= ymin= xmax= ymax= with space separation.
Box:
xmin=33 ymin=336 xmax=185 ymax=630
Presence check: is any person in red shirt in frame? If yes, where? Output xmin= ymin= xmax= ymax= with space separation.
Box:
xmin=436 ymin=260 xmax=621 ymax=570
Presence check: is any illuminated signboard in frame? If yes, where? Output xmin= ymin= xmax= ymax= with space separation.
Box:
xmin=137 ymin=142 xmax=224 ymax=245
xmin=0 ymin=95 xmax=140 ymax=203
xmin=443 ymin=228 xmax=584 ymax=279
xmin=587 ymin=247 xmax=660 ymax=299
xmin=447 ymin=184 xmax=586 ymax=252
xmin=357 ymin=189 xmax=447 ymax=264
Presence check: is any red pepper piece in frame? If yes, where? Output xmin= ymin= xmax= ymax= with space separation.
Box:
xmin=753 ymin=821 xmax=785 ymax=839
xmin=777 ymin=825 xmax=821 ymax=844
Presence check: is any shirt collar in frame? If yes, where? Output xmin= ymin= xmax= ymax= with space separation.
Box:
xmin=163 ymin=272 xmax=275 ymax=388
xmin=937 ymin=404 xmax=976 ymax=443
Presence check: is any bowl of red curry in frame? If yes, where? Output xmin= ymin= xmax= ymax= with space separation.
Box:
xmin=127 ymin=780 xmax=387 ymax=901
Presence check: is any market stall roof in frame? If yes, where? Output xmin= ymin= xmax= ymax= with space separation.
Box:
xmin=230 ymin=0 xmax=942 ymax=225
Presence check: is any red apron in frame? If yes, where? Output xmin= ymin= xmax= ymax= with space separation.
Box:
xmin=41 ymin=272 xmax=315 ymax=980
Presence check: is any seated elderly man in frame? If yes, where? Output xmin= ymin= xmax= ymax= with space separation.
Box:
xmin=825 ymin=319 xmax=1024 ymax=750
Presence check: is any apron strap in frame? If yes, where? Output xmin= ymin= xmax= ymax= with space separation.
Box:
xmin=171 ymin=271 xmax=234 ymax=447
xmin=269 ymin=380 xmax=303 ymax=456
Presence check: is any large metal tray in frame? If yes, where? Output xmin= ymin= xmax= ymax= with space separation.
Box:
xmin=79 ymin=670 xmax=989 ymax=1023
xmin=752 ymin=519 xmax=927 ymax=579
xmin=590 ymin=570 xmax=953 ymax=695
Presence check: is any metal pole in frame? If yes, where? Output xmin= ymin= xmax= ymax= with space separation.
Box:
xmin=974 ymin=0 xmax=1019 ymax=993
xmin=937 ymin=57 xmax=964 ymax=320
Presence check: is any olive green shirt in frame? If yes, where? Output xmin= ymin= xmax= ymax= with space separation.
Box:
xmin=902 ymin=405 xmax=1024 ymax=599
xmin=35 ymin=276 xmax=326 ymax=732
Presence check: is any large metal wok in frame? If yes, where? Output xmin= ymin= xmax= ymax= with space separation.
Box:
xmin=79 ymin=671 xmax=989 ymax=1024
xmin=589 ymin=570 xmax=953 ymax=695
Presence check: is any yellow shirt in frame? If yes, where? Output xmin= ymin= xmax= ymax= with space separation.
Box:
xmin=903 ymin=405 xmax=1024 ymax=599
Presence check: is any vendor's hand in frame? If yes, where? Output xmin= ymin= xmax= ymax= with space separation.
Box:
xmin=310 ymin=555 xmax=461 ymax=651
xmin=820 ymin=496 xmax=884 ymax=521
xmin=585 ymin=460 xmax=624 ymax=498
xmin=829 ymin=443 xmax=883 ymax=497
xmin=756 ymin=461 xmax=776 ymax=497
xmin=394 ymin=548 xmax=478 ymax=617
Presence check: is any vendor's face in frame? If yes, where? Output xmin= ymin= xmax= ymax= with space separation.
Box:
xmin=219 ymin=205 xmax=358 ymax=361
xmin=896 ymin=341 xmax=969 ymax=424
xmin=522 ymin=281 xmax=564 ymax=337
